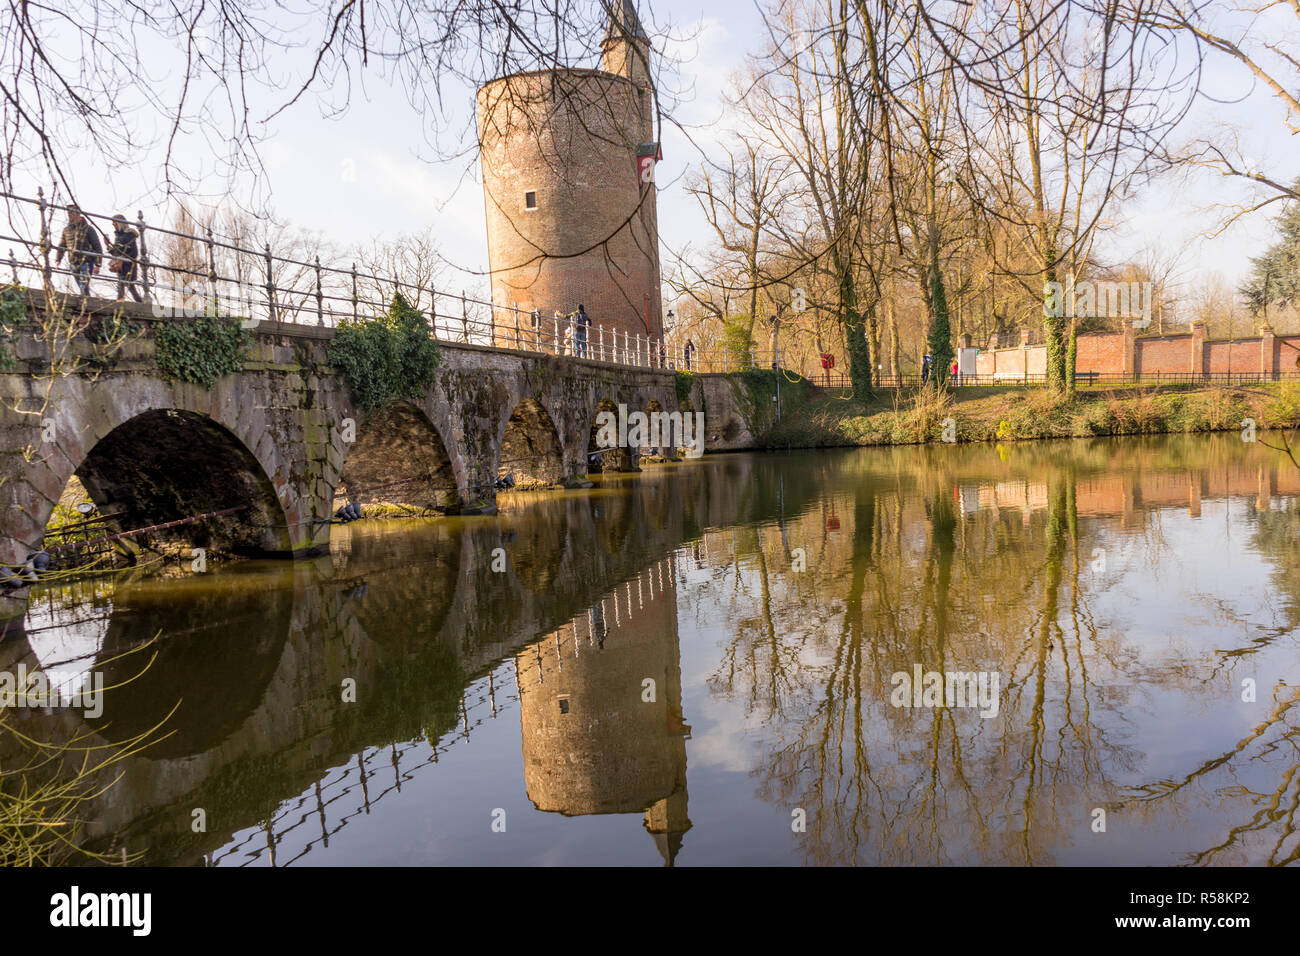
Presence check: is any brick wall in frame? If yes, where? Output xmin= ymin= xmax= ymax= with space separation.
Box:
xmin=1134 ymin=334 xmax=1192 ymax=374
xmin=969 ymin=324 xmax=1300 ymax=379
xmin=1074 ymin=331 xmax=1124 ymax=373
xmin=1204 ymin=339 xmax=1262 ymax=374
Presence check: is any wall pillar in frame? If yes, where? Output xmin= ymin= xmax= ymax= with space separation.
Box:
xmin=1260 ymin=324 xmax=1276 ymax=379
xmin=1191 ymin=321 xmax=1206 ymax=378
xmin=1122 ymin=319 xmax=1136 ymax=377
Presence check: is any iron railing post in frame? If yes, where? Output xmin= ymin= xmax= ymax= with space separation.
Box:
xmin=37 ymin=186 xmax=51 ymax=287
xmin=461 ymin=292 xmax=468 ymax=342
xmin=314 ymin=256 xmax=324 ymax=326
xmin=136 ymin=210 xmax=151 ymax=303
xmin=263 ymin=242 xmax=277 ymax=325
xmin=351 ymin=262 xmax=359 ymax=322
xmin=206 ymin=226 xmax=218 ymax=314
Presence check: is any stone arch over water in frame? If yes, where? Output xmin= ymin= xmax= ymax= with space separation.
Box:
xmin=338 ymin=402 xmax=460 ymax=514
xmin=71 ymin=408 xmax=293 ymax=556
xmin=498 ymin=397 xmax=565 ymax=488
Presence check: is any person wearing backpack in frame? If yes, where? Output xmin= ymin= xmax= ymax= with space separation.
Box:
xmin=54 ymin=204 xmax=102 ymax=296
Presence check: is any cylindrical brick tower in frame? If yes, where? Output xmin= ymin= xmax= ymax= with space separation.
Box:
xmin=477 ymin=1 xmax=662 ymax=351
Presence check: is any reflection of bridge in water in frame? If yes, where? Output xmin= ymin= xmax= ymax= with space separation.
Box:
xmin=1 ymin=453 xmax=787 ymax=865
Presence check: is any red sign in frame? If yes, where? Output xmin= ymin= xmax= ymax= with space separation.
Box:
xmin=636 ymin=142 xmax=662 ymax=184
xmin=820 ymin=353 xmax=835 ymax=370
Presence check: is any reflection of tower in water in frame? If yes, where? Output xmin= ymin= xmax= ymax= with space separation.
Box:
xmin=515 ymin=554 xmax=691 ymax=864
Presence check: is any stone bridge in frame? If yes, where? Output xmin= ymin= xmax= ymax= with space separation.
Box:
xmin=0 ymin=296 xmax=755 ymax=585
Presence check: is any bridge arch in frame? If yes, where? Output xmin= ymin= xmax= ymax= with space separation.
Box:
xmin=497 ymin=397 xmax=565 ymax=489
xmin=61 ymin=407 xmax=294 ymax=558
xmin=587 ymin=396 xmax=636 ymax=474
xmin=337 ymin=402 xmax=460 ymax=515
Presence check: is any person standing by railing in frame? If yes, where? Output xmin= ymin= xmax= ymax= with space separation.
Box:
xmin=107 ymin=215 xmax=142 ymax=303
xmin=53 ymin=204 xmax=102 ymax=296
xmin=574 ymin=303 xmax=591 ymax=358
xmin=683 ymin=339 xmax=695 ymax=371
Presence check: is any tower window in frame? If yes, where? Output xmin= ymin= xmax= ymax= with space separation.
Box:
xmin=524 ymin=190 xmax=537 ymax=209
xmin=558 ymin=696 xmax=570 ymax=715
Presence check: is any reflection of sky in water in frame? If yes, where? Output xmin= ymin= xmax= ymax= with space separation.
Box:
xmin=20 ymin=599 xmax=109 ymax=701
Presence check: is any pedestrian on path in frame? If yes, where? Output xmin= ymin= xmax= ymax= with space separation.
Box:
xmin=107 ymin=215 xmax=142 ymax=302
xmin=54 ymin=204 xmax=102 ymax=296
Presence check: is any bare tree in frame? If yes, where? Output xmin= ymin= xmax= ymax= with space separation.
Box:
xmin=1138 ymin=0 xmax=1300 ymax=214
xmin=354 ymin=228 xmax=447 ymax=317
xmin=940 ymin=0 xmax=1197 ymax=395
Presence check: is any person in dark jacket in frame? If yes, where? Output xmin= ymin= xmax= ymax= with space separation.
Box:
xmin=107 ymin=215 xmax=142 ymax=302
xmin=573 ymin=303 xmax=591 ymax=358
xmin=54 ymin=205 xmax=102 ymax=296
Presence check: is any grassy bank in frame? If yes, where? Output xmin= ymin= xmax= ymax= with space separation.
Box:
xmin=761 ymin=381 xmax=1300 ymax=448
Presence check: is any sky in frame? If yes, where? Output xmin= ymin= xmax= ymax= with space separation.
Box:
xmin=12 ymin=0 xmax=1297 ymax=318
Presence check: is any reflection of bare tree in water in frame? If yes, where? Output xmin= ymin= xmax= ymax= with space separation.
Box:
xmin=707 ymin=460 xmax=1166 ymax=864
xmin=1108 ymin=500 xmax=1300 ymax=866
xmin=1129 ymin=683 xmax=1299 ymax=866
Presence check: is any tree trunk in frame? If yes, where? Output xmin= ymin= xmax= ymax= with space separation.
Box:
xmin=841 ymin=270 xmax=873 ymax=395
xmin=926 ymin=233 xmax=954 ymax=388
xmin=867 ymin=308 xmax=881 ymax=387
xmin=887 ymin=300 xmax=901 ymax=383
xmin=1065 ymin=314 xmax=1077 ymax=398
xmin=1042 ymin=249 xmax=1067 ymax=393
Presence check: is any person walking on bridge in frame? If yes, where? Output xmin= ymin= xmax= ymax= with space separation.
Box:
xmin=107 ymin=215 xmax=142 ymax=303
xmin=54 ymin=204 xmax=102 ymax=297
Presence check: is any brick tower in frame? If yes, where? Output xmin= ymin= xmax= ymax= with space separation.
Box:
xmin=477 ymin=1 xmax=663 ymax=353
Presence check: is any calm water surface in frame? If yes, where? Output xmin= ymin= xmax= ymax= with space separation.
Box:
xmin=7 ymin=433 xmax=1300 ymax=865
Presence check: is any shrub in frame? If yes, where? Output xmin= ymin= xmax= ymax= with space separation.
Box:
xmin=155 ymin=314 xmax=250 ymax=387
xmin=329 ymin=292 xmax=441 ymax=411
xmin=1266 ymin=381 xmax=1300 ymax=427
xmin=0 ymin=284 xmax=26 ymax=372
xmin=675 ymin=369 xmax=696 ymax=409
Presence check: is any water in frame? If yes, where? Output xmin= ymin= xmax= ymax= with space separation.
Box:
xmin=5 ymin=433 xmax=1299 ymax=866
